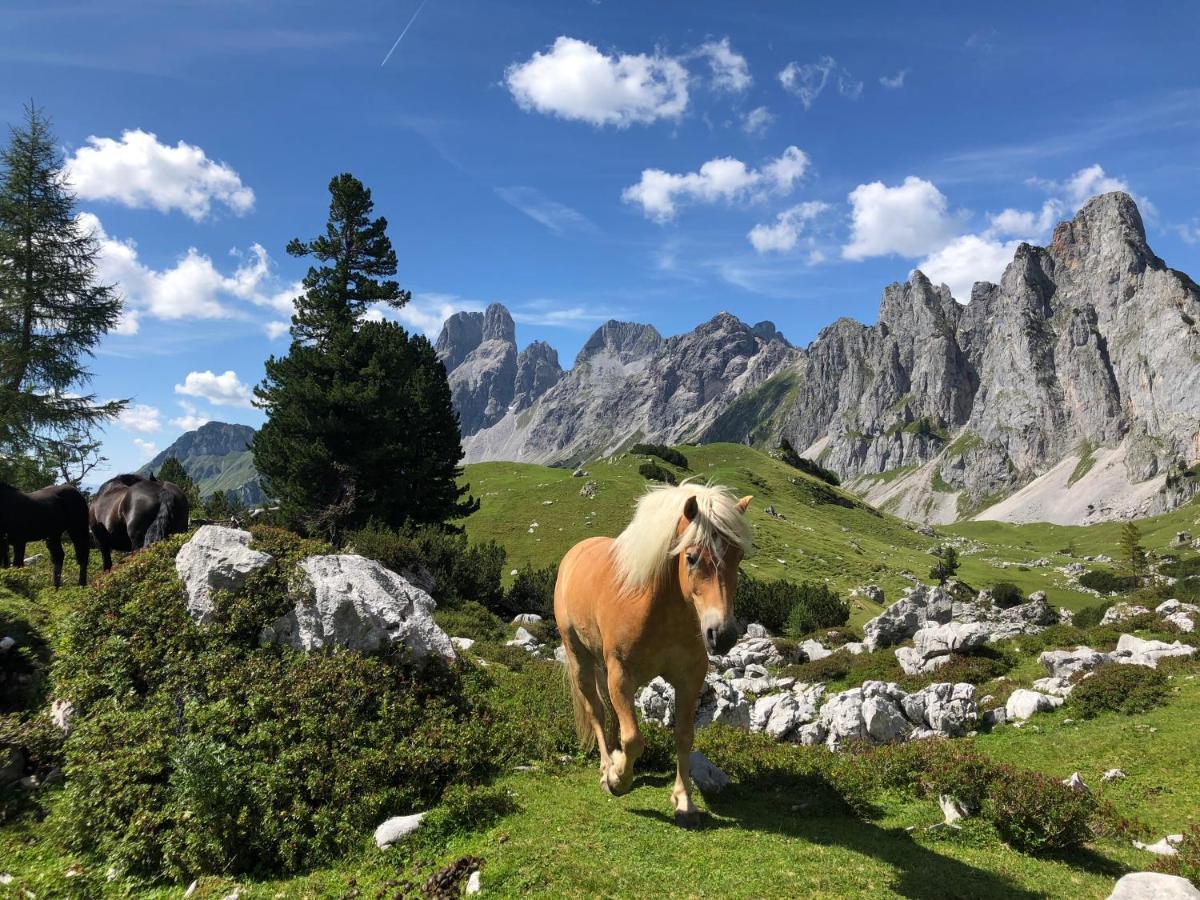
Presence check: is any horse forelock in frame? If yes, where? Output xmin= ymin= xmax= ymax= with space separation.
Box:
xmin=611 ymin=480 xmax=753 ymax=595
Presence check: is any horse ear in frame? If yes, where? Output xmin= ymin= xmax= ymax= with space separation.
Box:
xmin=682 ymin=495 xmax=699 ymax=521
xmin=737 ymin=495 xmax=752 ymax=514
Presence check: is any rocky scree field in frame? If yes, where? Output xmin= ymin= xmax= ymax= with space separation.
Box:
xmin=1 ymin=469 xmax=1200 ymax=897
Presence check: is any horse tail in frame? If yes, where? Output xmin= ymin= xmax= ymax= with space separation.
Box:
xmin=144 ymin=491 xmax=184 ymax=546
xmin=567 ymin=663 xmax=596 ymax=752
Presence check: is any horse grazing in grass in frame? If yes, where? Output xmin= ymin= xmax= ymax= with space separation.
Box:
xmin=88 ymin=473 xmax=190 ymax=571
xmin=555 ymin=482 xmax=752 ymax=826
xmin=0 ymin=482 xmax=91 ymax=587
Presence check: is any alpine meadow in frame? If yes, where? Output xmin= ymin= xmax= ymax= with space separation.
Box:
xmin=3 ymin=3 xmax=1200 ymax=899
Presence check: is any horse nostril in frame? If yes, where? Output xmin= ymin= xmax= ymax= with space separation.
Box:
xmin=705 ymin=626 xmax=717 ymax=647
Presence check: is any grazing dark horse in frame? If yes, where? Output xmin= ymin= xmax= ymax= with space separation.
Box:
xmin=0 ymin=482 xmax=91 ymax=587
xmin=88 ymin=473 xmax=190 ymax=571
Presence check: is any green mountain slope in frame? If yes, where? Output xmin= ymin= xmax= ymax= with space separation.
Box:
xmin=140 ymin=421 xmax=265 ymax=504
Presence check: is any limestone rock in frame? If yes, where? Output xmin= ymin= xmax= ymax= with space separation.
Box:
xmin=1110 ymin=633 xmax=1196 ymax=669
xmin=862 ymin=584 xmax=954 ymax=651
xmin=1107 ymin=872 xmax=1200 ymax=900
xmin=689 ymin=751 xmax=731 ymax=793
xmin=1006 ymin=689 xmax=1064 ymax=721
xmin=1040 ymin=646 xmax=1107 ymax=678
xmin=374 ymin=813 xmax=426 ymax=849
xmin=175 ymin=526 xmax=274 ymax=625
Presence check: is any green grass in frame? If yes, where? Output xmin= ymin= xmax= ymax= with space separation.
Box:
xmin=1068 ymin=442 xmax=1097 ymax=487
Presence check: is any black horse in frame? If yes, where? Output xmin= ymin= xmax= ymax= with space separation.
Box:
xmin=88 ymin=473 xmax=190 ymax=571
xmin=0 ymin=482 xmax=91 ymax=587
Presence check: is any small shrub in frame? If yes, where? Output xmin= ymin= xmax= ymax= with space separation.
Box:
xmin=983 ymin=766 xmax=1094 ymax=853
xmin=1153 ymin=823 xmax=1200 ymax=887
xmin=1079 ymin=569 xmax=1139 ymax=594
xmin=1069 ymin=665 xmax=1169 ymax=718
xmin=504 ymin=564 xmax=557 ymax=618
xmin=777 ymin=439 xmax=840 ymax=486
xmin=630 ymin=443 xmax=689 ymax=469
xmin=434 ymin=601 xmax=507 ymax=643
xmin=784 ymin=583 xmax=850 ymax=638
xmin=1160 ymin=556 xmax=1200 ymax=579
xmin=487 ymin=661 xmax=576 ymax=763
xmin=820 ymin=626 xmax=859 ymax=647
xmin=929 ymin=651 xmax=1014 ymax=686
xmin=638 ymin=461 xmax=676 ymax=484
xmin=1072 ymin=600 xmax=1113 ymax=629
xmin=734 ymin=574 xmax=795 ymax=632
xmin=989 ymin=582 xmax=1023 ymax=609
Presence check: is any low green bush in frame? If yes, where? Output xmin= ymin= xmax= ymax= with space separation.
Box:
xmin=351 ymin=523 xmax=506 ymax=611
xmin=989 ymin=582 xmax=1023 ymax=609
xmin=1079 ymin=570 xmax=1140 ymax=594
xmin=630 ymin=443 xmax=689 ymax=469
xmin=784 ymin=583 xmax=850 ymax=638
xmin=983 ymin=766 xmax=1095 ymax=853
xmin=434 ymin=601 xmax=507 ymax=643
xmin=928 ymin=651 xmax=1014 ymax=685
xmin=1153 ymin=823 xmax=1200 ymax=887
xmin=1069 ymin=664 xmax=1169 ymax=718
xmin=51 ymin=531 xmax=510 ymax=880
xmin=776 ymin=438 xmax=841 ymax=486
xmin=416 ymin=783 xmax=519 ymax=847
xmin=1072 ymin=600 xmax=1113 ymax=629
xmin=638 ymin=461 xmax=676 ymax=484
xmin=504 ymin=564 xmax=557 ymax=618
xmin=1160 ymin=556 xmax=1200 ymax=579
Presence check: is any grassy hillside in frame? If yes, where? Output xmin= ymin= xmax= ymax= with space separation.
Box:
xmin=461 ymin=442 xmax=1200 ymax=624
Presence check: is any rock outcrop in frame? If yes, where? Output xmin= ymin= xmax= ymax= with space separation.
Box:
xmin=176 ymin=526 xmax=274 ymax=625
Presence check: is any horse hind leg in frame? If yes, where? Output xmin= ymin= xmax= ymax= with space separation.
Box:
xmin=46 ymin=536 xmax=65 ymax=589
xmin=602 ymin=659 xmax=645 ymax=797
xmin=71 ymin=530 xmax=89 ymax=586
xmin=565 ymin=643 xmax=614 ymax=778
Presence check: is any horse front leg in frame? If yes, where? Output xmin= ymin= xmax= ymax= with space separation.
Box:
xmin=46 ymin=536 xmax=65 ymax=589
xmin=603 ymin=660 xmax=644 ymax=797
xmin=670 ymin=670 xmax=705 ymax=828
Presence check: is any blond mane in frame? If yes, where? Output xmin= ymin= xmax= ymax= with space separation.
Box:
xmin=611 ymin=481 xmax=753 ymax=594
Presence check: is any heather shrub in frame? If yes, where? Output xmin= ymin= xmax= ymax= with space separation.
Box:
xmin=630 ymin=443 xmax=689 ymax=469
xmin=503 ymin=564 xmax=557 ymax=618
xmin=1079 ymin=570 xmax=1139 ymax=594
xmin=638 ymin=460 xmax=676 ymax=484
xmin=1069 ymin=664 xmax=1169 ymax=718
xmin=983 ymin=766 xmax=1094 ymax=853
xmin=784 ymin=583 xmax=850 ymax=637
xmin=434 ymin=601 xmax=507 ymax=643
xmin=989 ymin=582 xmax=1023 ymax=609
xmin=417 ymin=784 xmax=519 ymax=847
xmin=50 ymin=531 xmax=509 ymax=879
xmin=1072 ymin=600 xmax=1113 ymax=628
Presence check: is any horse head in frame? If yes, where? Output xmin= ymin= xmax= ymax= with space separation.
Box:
xmin=675 ymin=493 xmax=751 ymax=655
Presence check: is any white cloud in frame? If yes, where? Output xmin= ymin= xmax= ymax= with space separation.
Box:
xmin=842 ymin=176 xmax=963 ymax=260
xmin=779 ymin=56 xmax=861 ymax=109
xmin=694 ymin=38 xmax=751 ymax=93
xmin=170 ymin=401 xmax=210 ymax=431
xmin=1028 ymin=164 xmax=1129 ymax=210
xmin=175 ymin=370 xmax=254 ymax=408
xmin=505 ymin=36 xmax=688 ymax=127
xmin=748 ymin=201 xmax=831 ymax=254
xmin=1177 ymin=221 xmax=1200 ymax=245
xmin=984 ymin=200 xmax=1063 ymax=239
xmin=382 ymin=293 xmax=485 ymax=338
xmin=118 ymin=403 xmax=162 ymax=434
xmin=741 ymin=106 xmax=774 ymax=137
xmin=80 ymin=212 xmax=298 ymax=328
xmin=511 ymin=304 xmax=615 ymax=328
xmin=132 ymin=438 xmax=158 ymax=459
xmin=879 ymin=69 xmax=908 ymax=89
xmin=623 ymin=146 xmax=810 ymax=222
xmin=495 ymin=186 xmax=593 ymax=233
xmin=66 ymin=129 xmax=254 ymax=221
xmin=916 ymin=235 xmax=1025 ymax=302
xmin=264 ymin=320 xmax=290 ymax=339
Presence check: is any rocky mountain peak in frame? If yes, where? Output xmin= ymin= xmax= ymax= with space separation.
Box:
xmin=575 ymin=320 xmax=663 ymax=366
xmin=751 ymin=320 xmax=788 ymax=344
xmin=482 ymin=303 xmax=516 ymax=344
xmin=434 ymin=310 xmax=485 ymax=372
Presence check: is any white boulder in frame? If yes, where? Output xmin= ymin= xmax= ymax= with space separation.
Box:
xmin=1157 ymin=600 xmax=1199 ymax=633
xmin=1107 ymin=872 xmax=1200 ymax=900
xmin=374 ymin=813 xmax=425 ymax=849
xmin=49 ymin=699 xmax=75 ymax=735
xmin=1111 ymin=633 xmax=1196 ymax=669
xmin=1102 ymin=603 xmax=1152 ymax=625
xmin=1006 ymin=689 xmax=1064 ymax=721
xmin=862 ymin=584 xmax=954 ymax=651
xmin=1040 ymin=646 xmax=1107 ymax=679
xmin=799 ymin=639 xmax=832 ymax=662
xmin=636 ymin=674 xmax=750 ymax=731
xmin=912 ymin=621 xmax=990 ymax=659
xmin=689 ymin=751 xmax=731 ymax=793
xmin=1133 ymin=834 xmax=1184 ymax=856
xmin=175 ymin=526 xmax=274 ymax=625
xmin=265 ymin=555 xmax=455 ymax=660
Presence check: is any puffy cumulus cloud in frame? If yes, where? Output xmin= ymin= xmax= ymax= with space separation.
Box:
xmin=842 ymin=176 xmax=963 ymax=260
xmin=778 ymin=56 xmax=861 ymax=109
xmin=741 ymin=105 xmax=774 ymax=137
xmin=79 ymin=213 xmax=299 ymax=329
xmin=117 ymin=403 xmax=162 ymax=434
xmin=748 ymin=201 xmax=831 ymax=255
xmin=66 ymin=129 xmax=254 ymax=221
xmin=623 ymin=146 xmax=810 ymax=222
xmin=174 ymin=370 xmax=254 ymax=408
xmin=264 ymin=320 xmax=291 ymax=340
xmin=170 ymin=401 xmax=210 ymax=431
xmin=1030 ymin=164 xmax=1128 ymax=209
xmin=984 ymin=200 xmax=1063 ymax=239
xmin=916 ymin=234 xmax=1025 ymax=302
xmin=880 ymin=69 xmax=908 ymax=89
xmin=505 ymin=36 xmax=688 ymax=127
xmin=363 ymin=293 xmax=484 ymax=338
xmin=694 ymin=38 xmax=751 ymax=93
xmin=132 ymin=438 xmax=158 ymax=459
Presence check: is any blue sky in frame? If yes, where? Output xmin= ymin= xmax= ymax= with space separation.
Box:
xmin=2 ymin=0 xmax=1198 ymax=479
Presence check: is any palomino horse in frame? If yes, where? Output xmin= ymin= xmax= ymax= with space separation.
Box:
xmin=88 ymin=473 xmax=190 ymax=571
xmin=555 ymin=482 xmax=752 ymax=826
xmin=0 ymin=482 xmax=91 ymax=587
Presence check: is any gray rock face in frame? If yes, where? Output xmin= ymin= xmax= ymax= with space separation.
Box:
xmin=636 ymin=674 xmax=751 ymax=731
xmin=1040 ymin=646 xmax=1108 ymax=679
xmin=438 ymin=304 xmax=521 ymax=435
xmin=862 ymin=584 xmax=954 ymax=651
xmin=1110 ymin=633 xmax=1196 ymax=669
xmin=176 ymin=526 xmax=275 ymax=625
xmin=512 ymin=341 xmax=563 ymax=411
xmin=265 ymin=555 xmax=455 ymax=659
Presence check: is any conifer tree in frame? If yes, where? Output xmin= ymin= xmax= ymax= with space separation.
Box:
xmin=253 ymin=173 xmax=476 ymax=538
xmin=1119 ymin=521 xmax=1147 ymax=577
xmin=0 ymin=103 xmax=124 ymax=469
xmin=156 ymin=455 xmax=201 ymax=508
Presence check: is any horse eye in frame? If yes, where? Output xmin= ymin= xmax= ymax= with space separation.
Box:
xmin=686 ymin=552 xmax=699 ymax=567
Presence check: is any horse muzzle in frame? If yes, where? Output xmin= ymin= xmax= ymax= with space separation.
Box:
xmin=701 ymin=614 xmax=739 ymax=655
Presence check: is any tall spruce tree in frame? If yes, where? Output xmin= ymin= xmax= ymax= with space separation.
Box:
xmin=0 ymin=104 xmax=124 ymax=473
xmin=253 ymin=173 xmax=477 ymax=538
xmin=156 ymin=455 xmax=201 ymax=509
xmin=1119 ymin=521 xmax=1147 ymax=577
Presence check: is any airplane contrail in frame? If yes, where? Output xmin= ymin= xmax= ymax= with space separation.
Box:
xmin=380 ymin=0 xmax=431 ymax=67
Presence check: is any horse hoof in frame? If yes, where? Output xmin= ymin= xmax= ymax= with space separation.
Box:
xmin=602 ymin=772 xmax=631 ymax=797
xmin=674 ymin=810 xmax=701 ymax=829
